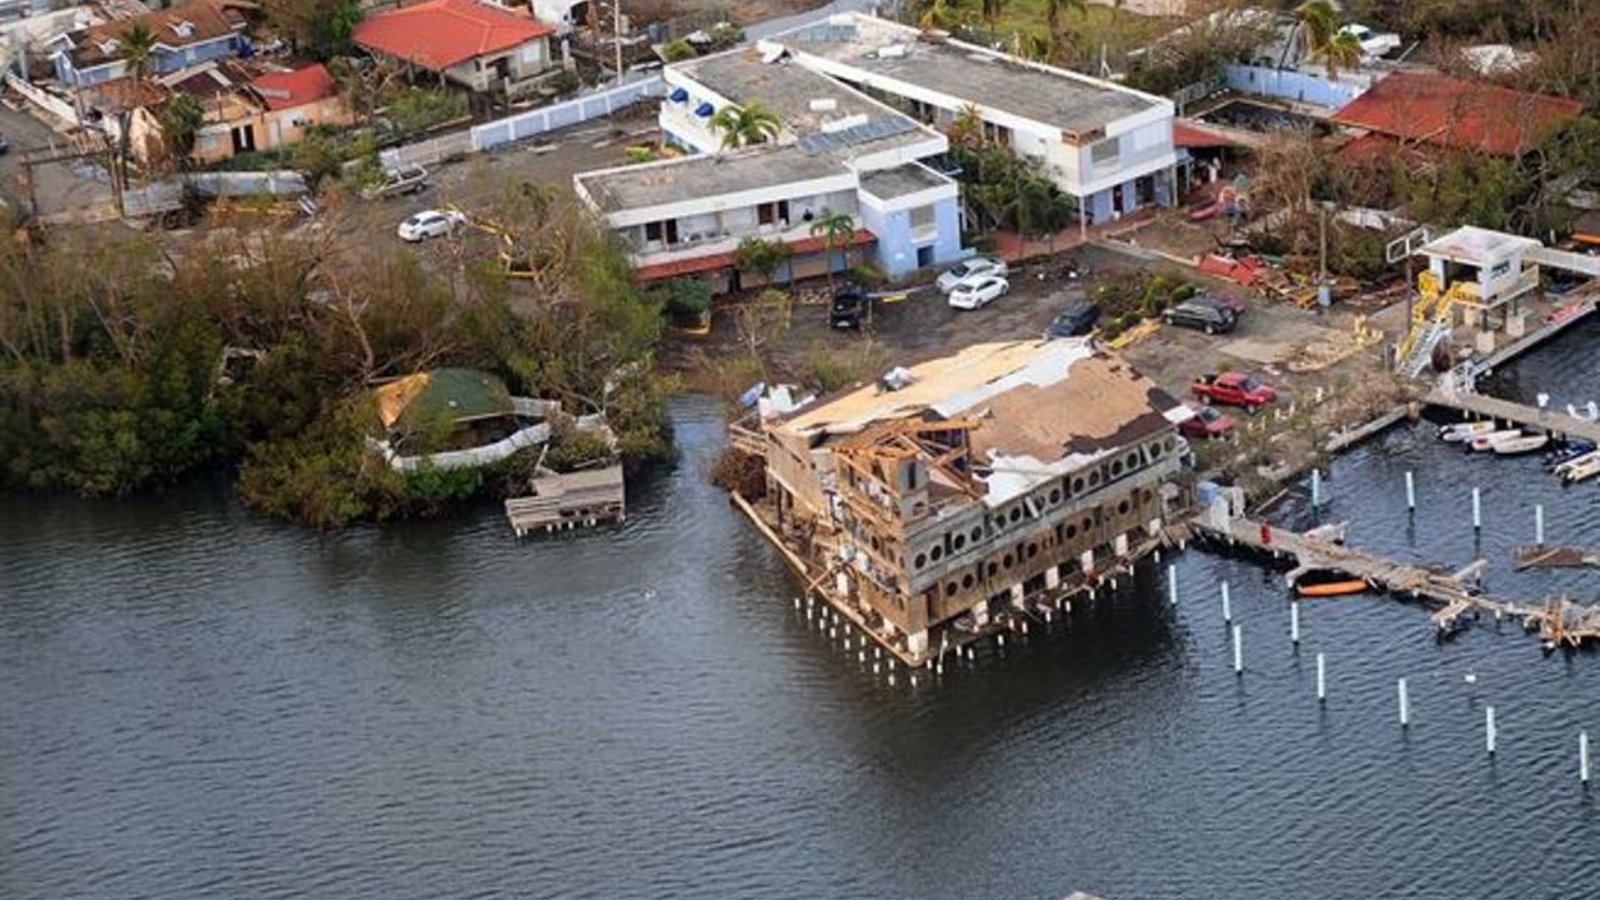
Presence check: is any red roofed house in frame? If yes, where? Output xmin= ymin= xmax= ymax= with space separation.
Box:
xmin=1331 ymin=70 xmax=1582 ymax=161
xmin=352 ymin=0 xmax=556 ymax=94
xmin=128 ymin=61 xmax=352 ymax=165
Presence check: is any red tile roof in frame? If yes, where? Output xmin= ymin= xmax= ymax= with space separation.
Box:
xmin=633 ymin=230 xmax=876 ymax=282
xmin=1173 ymin=121 xmax=1244 ymax=149
xmin=249 ymin=63 xmax=337 ymax=110
xmin=352 ymin=0 xmax=553 ymax=72
xmin=1331 ymin=71 xmax=1582 ymax=158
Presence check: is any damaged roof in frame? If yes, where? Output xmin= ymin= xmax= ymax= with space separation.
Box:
xmin=778 ymin=340 xmax=1183 ymax=505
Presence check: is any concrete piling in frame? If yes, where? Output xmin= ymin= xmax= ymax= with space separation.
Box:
xmin=1316 ymin=653 xmax=1326 ymax=702
xmin=1290 ymin=600 xmax=1301 ymax=646
xmin=1398 ymin=678 xmax=1410 ymax=728
xmin=1232 ymin=624 xmax=1243 ymax=675
xmin=1221 ymin=581 xmax=1232 ymax=624
xmin=1405 ymin=471 xmax=1415 ymax=511
xmin=1168 ymin=564 xmax=1178 ymax=606
xmin=1310 ymin=469 xmax=1322 ymax=509
xmin=1582 ymin=731 xmax=1592 ymax=786
xmin=1535 ymin=504 xmax=1545 ymax=546
xmin=1486 ymin=706 xmax=1497 ymax=755
xmin=1472 ymin=488 xmax=1482 ymax=531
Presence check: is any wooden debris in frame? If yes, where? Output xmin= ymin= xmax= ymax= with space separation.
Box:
xmin=1514 ymin=545 xmax=1600 ymax=570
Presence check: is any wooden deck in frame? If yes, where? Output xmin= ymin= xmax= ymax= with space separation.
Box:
xmin=1425 ymin=389 xmax=1600 ymax=446
xmin=1189 ymin=513 xmax=1600 ymax=647
xmin=505 ymin=465 xmax=625 ymax=536
xmin=1514 ymin=545 xmax=1600 ymax=570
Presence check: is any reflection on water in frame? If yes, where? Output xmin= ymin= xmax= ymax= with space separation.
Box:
xmin=2 ymin=388 xmax=1599 ymax=900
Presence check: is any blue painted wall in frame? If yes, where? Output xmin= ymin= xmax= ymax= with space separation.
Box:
xmin=1223 ymin=64 xmax=1365 ymax=109
xmin=57 ymin=35 xmax=240 ymax=87
xmin=862 ymin=194 xmax=964 ymax=279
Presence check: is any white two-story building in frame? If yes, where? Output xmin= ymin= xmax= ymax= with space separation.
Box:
xmin=573 ymin=11 xmax=1177 ymax=286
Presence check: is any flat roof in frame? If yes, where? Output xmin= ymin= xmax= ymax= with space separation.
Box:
xmin=859 ymin=162 xmax=951 ymax=200
xmin=576 ymin=144 xmax=850 ymax=214
xmin=1418 ymin=226 xmax=1541 ymax=267
xmin=777 ymin=340 xmax=1182 ymax=506
xmin=673 ymin=48 xmax=935 ymax=157
xmin=779 ymin=14 xmax=1161 ymax=138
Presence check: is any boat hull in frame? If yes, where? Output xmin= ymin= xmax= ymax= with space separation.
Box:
xmin=1494 ymin=435 xmax=1550 ymax=455
xmin=1297 ymin=580 xmax=1369 ymax=597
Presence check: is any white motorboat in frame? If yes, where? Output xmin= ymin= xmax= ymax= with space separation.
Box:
xmin=1440 ymin=421 xmax=1496 ymax=442
xmin=1566 ymin=401 xmax=1600 ymax=423
xmin=1561 ymin=453 xmax=1600 ymax=484
xmin=1493 ymin=433 xmax=1549 ymax=455
xmin=1554 ymin=450 xmax=1600 ymax=478
xmin=1468 ymin=429 xmax=1523 ymax=451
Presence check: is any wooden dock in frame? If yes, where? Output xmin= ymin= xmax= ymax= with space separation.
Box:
xmin=505 ymin=465 xmax=625 ymax=536
xmin=1189 ymin=513 xmax=1600 ymax=647
xmin=1514 ymin=544 xmax=1600 ymax=570
xmin=1424 ymin=388 xmax=1600 ymax=447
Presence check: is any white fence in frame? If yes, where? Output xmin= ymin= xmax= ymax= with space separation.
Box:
xmin=380 ymin=74 xmax=666 ymax=168
xmin=3 ymin=72 xmax=78 ymax=126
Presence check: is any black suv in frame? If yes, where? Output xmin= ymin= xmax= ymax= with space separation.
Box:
xmin=1163 ymin=300 xmax=1238 ymax=335
xmin=830 ymin=285 xmax=866 ymax=329
xmin=1044 ymin=300 xmax=1100 ymax=339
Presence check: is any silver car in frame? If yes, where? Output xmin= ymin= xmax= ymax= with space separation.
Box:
xmin=937 ymin=256 xmax=1008 ymax=292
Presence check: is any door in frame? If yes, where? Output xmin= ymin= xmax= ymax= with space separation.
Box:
xmin=917 ymin=245 xmax=934 ymax=269
xmin=1111 ymin=183 xmax=1125 ymax=215
xmin=230 ymin=124 xmax=256 ymax=154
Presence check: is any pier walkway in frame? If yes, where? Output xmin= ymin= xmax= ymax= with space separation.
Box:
xmin=1188 ymin=514 xmax=1600 ymax=647
xmin=1424 ymin=388 xmax=1600 ymax=446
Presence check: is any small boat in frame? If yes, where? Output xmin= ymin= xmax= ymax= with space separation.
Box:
xmin=1567 ymin=401 xmax=1600 ymax=423
xmin=1440 ymin=421 xmax=1496 ymax=442
xmin=1293 ymin=568 xmax=1370 ymax=597
xmin=1561 ymin=453 xmax=1600 ymax=484
xmin=1468 ymin=429 xmax=1523 ymax=451
xmin=1493 ymin=433 xmax=1549 ymax=455
xmin=1554 ymin=449 xmax=1600 ymax=478
xmin=1546 ymin=441 xmax=1596 ymax=468
xmin=1297 ymin=579 xmax=1370 ymax=597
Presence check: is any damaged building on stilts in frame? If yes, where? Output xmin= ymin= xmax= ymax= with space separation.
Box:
xmin=736 ymin=339 xmax=1191 ymax=667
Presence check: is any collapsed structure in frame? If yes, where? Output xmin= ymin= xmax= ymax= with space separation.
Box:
xmin=747 ymin=340 xmax=1188 ymax=664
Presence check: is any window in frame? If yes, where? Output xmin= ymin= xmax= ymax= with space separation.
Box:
xmin=757 ymin=200 xmax=790 ymax=227
xmin=644 ymin=220 xmax=680 ymax=244
xmin=1090 ymin=136 xmax=1121 ymax=169
xmin=910 ymin=204 xmax=935 ymax=232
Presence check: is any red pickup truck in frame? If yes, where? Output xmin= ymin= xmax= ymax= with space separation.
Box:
xmin=1191 ymin=372 xmax=1279 ymax=410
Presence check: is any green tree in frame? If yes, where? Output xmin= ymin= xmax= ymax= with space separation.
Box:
xmin=709 ymin=100 xmax=781 ymax=151
xmin=290 ymin=130 xmax=343 ymax=193
xmin=156 ymin=93 xmax=207 ymax=167
xmin=916 ymin=0 xmax=968 ymax=31
xmin=980 ymin=0 xmax=1006 ymax=43
xmin=661 ymin=38 xmax=698 ymax=63
xmin=119 ymin=23 xmax=156 ymax=82
xmin=263 ymin=0 xmax=364 ymax=61
xmin=736 ymin=236 xmax=791 ymax=288
xmin=809 ymin=209 xmax=855 ymax=293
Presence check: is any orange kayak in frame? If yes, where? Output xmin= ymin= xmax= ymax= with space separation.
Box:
xmin=1297 ymin=579 xmax=1368 ymax=597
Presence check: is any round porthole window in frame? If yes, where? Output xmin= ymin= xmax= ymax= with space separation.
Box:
xmin=930 ymin=545 xmax=944 ymax=562
xmin=914 ymin=553 xmax=927 ymax=569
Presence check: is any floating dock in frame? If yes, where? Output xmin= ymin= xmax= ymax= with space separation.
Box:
xmin=1188 ymin=513 xmax=1600 ymax=648
xmin=1425 ymin=388 xmax=1600 ymax=446
xmin=1514 ymin=544 xmax=1600 ymax=570
xmin=506 ymin=465 xmax=625 ymax=536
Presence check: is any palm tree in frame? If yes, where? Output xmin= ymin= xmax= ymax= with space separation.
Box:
xmin=156 ymin=92 xmax=207 ymax=170
xmin=120 ymin=23 xmax=156 ymax=83
xmin=1294 ymin=1 xmax=1360 ymax=78
xmin=809 ymin=209 xmax=855 ymax=293
xmin=709 ymin=100 xmax=781 ymax=151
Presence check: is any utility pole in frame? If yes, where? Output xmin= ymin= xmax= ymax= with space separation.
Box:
xmin=1317 ymin=202 xmax=1330 ymax=309
xmin=613 ymin=0 xmax=624 ymax=85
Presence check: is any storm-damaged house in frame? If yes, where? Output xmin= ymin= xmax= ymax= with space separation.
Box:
xmin=753 ymin=339 xmax=1189 ymax=665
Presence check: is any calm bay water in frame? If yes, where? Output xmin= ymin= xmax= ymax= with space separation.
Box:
xmin=4 ymin=329 xmax=1600 ymax=899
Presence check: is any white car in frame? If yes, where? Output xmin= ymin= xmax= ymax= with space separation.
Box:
xmin=948 ymin=275 xmax=1008 ymax=310
xmin=397 ymin=209 xmax=465 ymax=242
xmin=937 ymin=256 xmax=1008 ymax=293
xmin=1339 ymin=24 xmax=1401 ymax=58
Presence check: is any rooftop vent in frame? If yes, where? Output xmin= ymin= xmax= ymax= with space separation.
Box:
xmin=808 ymin=97 xmax=838 ymax=112
xmin=876 ymin=43 xmax=908 ymax=59
xmin=171 ymin=20 xmax=195 ymax=38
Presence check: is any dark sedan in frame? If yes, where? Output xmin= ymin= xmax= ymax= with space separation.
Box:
xmin=1044 ymin=301 xmax=1100 ymax=339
